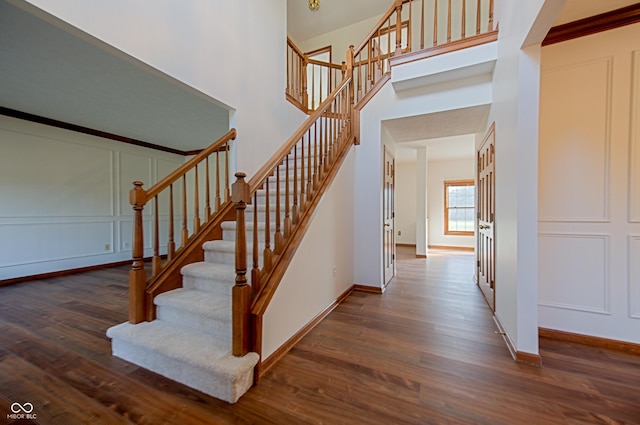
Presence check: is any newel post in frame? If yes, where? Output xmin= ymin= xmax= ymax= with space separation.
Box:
xmin=394 ymin=0 xmax=403 ymax=56
xmin=347 ymin=45 xmax=358 ymax=145
xmin=232 ymin=172 xmax=251 ymax=357
xmin=129 ymin=181 xmax=147 ymax=324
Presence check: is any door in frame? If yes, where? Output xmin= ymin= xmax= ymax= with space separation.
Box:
xmin=477 ymin=123 xmax=495 ymax=310
xmin=383 ymin=148 xmax=395 ymax=286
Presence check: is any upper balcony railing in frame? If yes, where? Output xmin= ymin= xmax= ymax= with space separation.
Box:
xmin=288 ymin=0 xmax=496 ymax=111
xmin=287 ymin=38 xmax=346 ymax=113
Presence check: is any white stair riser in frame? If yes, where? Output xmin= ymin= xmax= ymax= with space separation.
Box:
xmin=182 ymin=275 xmax=232 ymax=296
xmin=156 ymin=304 xmax=231 ymax=342
xmin=109 ymin=332 xmax=258 ymax=404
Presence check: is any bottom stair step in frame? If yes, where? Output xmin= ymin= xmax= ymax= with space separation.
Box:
xmin=106 ymin=321 xmax=259 ymax=403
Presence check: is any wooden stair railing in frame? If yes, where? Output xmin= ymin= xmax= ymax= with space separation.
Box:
xmin=351 ymin=0 xmax=496 ymax=106
xmin=232 ymin=49 xmax=356 ymax=358
xmin=128 ymin=129 xmax=237 ymax=323
xmin=287 ymin=37 xmax=346 ymax=114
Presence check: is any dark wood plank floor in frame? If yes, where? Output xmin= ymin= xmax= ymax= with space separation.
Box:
xmin=1 ymin=246 xmax=639 ymax=424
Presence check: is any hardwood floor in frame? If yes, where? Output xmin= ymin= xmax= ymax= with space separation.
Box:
xmin=1 ymin=246 xmax=639 ymax=424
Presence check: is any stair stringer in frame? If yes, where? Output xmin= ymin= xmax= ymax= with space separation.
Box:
xmin=249 ymin=136 xmax=358 ymax=377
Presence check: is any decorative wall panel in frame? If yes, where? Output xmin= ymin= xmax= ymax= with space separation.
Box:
xmin=539 ymin=58 xmax=612 ymax=222
xmin=539 ymin=233 xmax=610 ymax=314
xmin=629 ymin=235 xmax=640 ymax=319
xmin=0 ymin=129 xmax=114 ymax=217
xmin=630 ymin=50 xmax=640 ymax=223
xmin=0 ymin=221 xmax=114 ymax=268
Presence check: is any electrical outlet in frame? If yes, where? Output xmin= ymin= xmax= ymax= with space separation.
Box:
xmin=332 ymin=266 xmax=337 ymax=277
xmin=398 ymin=230 xmax=402 ymax=236
xmin=104 ymin=244 xmax=110 ymax=251
xmin=123 ymin=241 xmax=131 ymax=249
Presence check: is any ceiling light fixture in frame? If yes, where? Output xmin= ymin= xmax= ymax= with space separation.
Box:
xmin=309 ymin=0 xmax=319 ymax=11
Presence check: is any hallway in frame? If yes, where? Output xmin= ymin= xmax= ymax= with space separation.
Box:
xmin=0 ymin=247 xmax=639 ymax=424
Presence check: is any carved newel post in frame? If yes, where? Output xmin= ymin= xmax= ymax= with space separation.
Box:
xmin=129 ymin=181 xmax=147 ymax=324
xmin=232 ymin=172 xmax=251 ymax=356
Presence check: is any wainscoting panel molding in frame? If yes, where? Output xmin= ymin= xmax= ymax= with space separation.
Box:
xmin=0 ymin=127 xmax=115 ymax=218
xmin=538 ymin=233 xmax=610 ymax=315
xmin=539 ymin=58 xmax=612 ymax=223
xmin=630 ymin=50 xmax=640 ymax=223
xmin=629 ymin=235 xmax=640 ymax=319
xmin=0 ymin=221 xmax=114 ymax=268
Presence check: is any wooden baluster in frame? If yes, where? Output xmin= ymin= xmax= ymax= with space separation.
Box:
xmin=194 ymin=165 xmax=200 ymax=233
xmin=323 ymin=115 xmax=329 ymax=172
xmin=434 ymin=0 xmax=439 ymax=46
xmin=367 ymin=40 xmax=372 ymax=87
xmin=302 ymin=55 xmax=309 ymax=111
xmin=308 ymin=127 xmax=314 ymax=199
xmin=394 ymin=0 xmax=403 ymax=56
xmin=205 ymin=156 xmax=211 ymax=219
xmin=284 ymin=153 xmax=291 ymax=239
xmin=408 ymin=0 xmax=412 ymax=51
xmin=232 ymin=172 xmax=251 ymax=357
xmin=357 ymin=52 xmax=363 ymax=101
xmin=251 ymin=191 xmax=261 ymax=295
xmin=275 ymin=164 xmax=283 ymax=254
xmin=447 ymin=0 xmax=452 ymax=42
xmin=181 ymin=176 xmax=188 ymax=247
xmin=311 ymin=64 xmax=316 ymax=110
xmin=488 ymin=0 xmax=494 ymax=31
xmin=129 ymin=181 xmax=147 ymax=324
xmin=168 ymin=184 xmax=175 ymax=260
xmin=300 ymin=133 xmax=307 ymax=213
xmin=286 ymin=45 xmax=291 ymax=96
xmin=225 ymin=142 xmax=230 ymax=202
xmin=476 ymin=0 xmax=481 ymax=35
xmin=215 ymin=151 xmax=221 ymax=209
xmin=315 ymin=121 xmax=322 ymax=186
xmin=292 ymin=145 xmax=299 ymax=225
xmin=152 ymin=196 xmax=161 ymax=276
xmin=263 ymin=178 xmax=272 ymax=273
xmin=462 ymin=0 xmax=467 ymax=39
xmin=420 ymin=0 xmax=425 ymax=49
xmin=319 ymin=64 xmax=324 ymax=105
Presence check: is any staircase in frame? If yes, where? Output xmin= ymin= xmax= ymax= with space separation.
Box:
xmin=107 ymin=215 xmax=260 ymax=403
xmin=107 ymin=0 xmax=497 ymax=405
xmin=107 ymin=150 xmax=328 ymax=403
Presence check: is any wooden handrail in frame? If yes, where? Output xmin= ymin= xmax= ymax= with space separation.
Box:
xmin=128 ymin=128 xmax=237 ymax=324
xmin=233 ymin=46 xmax=356 ymax=359
xmin=249 ymin=74 xmax=354 ymax=193
xmin=354 ymin=0 xmax=411 ymax=56
xmin=287 ymin=37 xmax=346 ymax=113
xmin=350 ymin=0 xmax=496 ymax=106
xmin=146 ymin=129 xmax=236 ymax=201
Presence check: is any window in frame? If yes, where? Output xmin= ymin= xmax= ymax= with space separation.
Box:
xmin=444 ymin=180 xmax=475 ymax=235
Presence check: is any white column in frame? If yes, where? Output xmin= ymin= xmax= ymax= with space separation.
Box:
xmin=416 ymin=147 xmax=428 ymax=257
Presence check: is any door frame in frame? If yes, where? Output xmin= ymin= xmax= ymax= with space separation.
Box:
xmin=476 ymin=122 xmax=496 ymax=310
xmin=383 ymin=147 xmax=396 ymax=287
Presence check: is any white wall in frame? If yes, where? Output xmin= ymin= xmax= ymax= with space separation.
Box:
xmin=538 ymin=23 xmax=640 ymax=344
xmin=356 ymin=64 xmax=492 ymax=288
xmin=21 ymin=0 xmax=306 ymax=178
xmin=296 ymin=15 xmax=381 ymax=63
xmin=486 ymin=0 xmax=565 ymax=355
xmin=395 ymin=157 xmax=475 ymax=249
xmin=428 ymin=158 xmax=475 ymax=248
xmin=0 ymin=115 xmax=184 ymax=280
xmin=263 ymin=147 xmax=356 ymax=359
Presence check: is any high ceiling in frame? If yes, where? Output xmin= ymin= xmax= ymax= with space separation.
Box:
xmin=1 ymin=0 xmax=637 ymax=156
xmin=287 ymin=0 xmax=392 ymax=42
xmin=0 ymin=0 xmax=231 ymax=153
